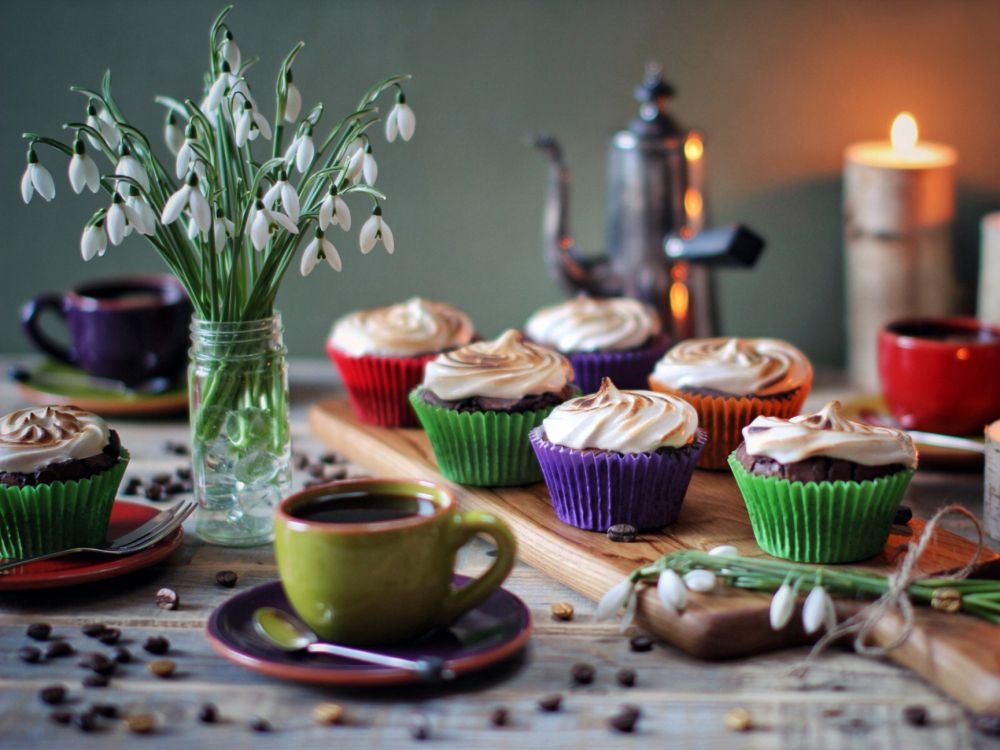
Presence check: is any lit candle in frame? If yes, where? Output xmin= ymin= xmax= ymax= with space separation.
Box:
xmin=843 ymin=113 xmax=958 ymax=391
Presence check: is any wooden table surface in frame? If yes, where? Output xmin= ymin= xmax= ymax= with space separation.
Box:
xmin=1 ymin=359 xmax=997 ymax=750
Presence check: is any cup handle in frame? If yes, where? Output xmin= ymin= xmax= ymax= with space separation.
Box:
xmin=436 ymin=510 xmax=517 ymax=627
xmin=20 ymin=294 xmax=72 ymax=364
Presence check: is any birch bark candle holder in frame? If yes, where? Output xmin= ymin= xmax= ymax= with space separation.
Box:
xmin=979 ymin=212 xmax=1000 ymax=325
xmin=986 ymin=420 xmax=1000 ymax=541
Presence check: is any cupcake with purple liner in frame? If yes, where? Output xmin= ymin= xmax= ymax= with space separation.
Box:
xmin=525 ymin=295 xmax=668 ymax=394
xmin=530 ymin=378 xmax=706 ymax=531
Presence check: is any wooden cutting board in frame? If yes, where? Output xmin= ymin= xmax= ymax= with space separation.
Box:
xmin=310 ymin=398 xmax=1000 ymax=714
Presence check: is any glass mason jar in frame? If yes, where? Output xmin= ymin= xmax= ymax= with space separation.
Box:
xmin=188 ymin=314 xmax=291 ymax=546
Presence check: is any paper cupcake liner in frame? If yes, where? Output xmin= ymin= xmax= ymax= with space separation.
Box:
xmin=530 ymin=427 xmax=706 ymax=531
xmin=0 ymin=448 xmax=130 ymax=559
xmin=409 ymin=390 xmax=556 ymax=486
xmin=728 ymin=455 xmax=914 ymax=563
xmin=567 ymin=334 xmax=671 ymax=394
xmin=648 ymin=380 xmax=811 ymax=470
xmin=328 ymin=346 xmax=439 ymax=428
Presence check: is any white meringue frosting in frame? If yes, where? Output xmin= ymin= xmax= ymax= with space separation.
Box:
xmin=651 ymin=337 xmax=811 ymax=396
xmin=543 ymin=378 xmax=699 ymax=453
xmin=329 ymin=297 xmax=474 ymax=357
xmin=525 ymin=295 xmax=661 ymax=352
xmin=742 ymin=401 xmax=917 ymax=468
xmin=422 ymin=329 xmax=574 ymax=401
xmin=0 ymin=406 xmax=111 ymax=474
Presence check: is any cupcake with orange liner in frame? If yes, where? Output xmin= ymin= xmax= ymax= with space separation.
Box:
xmin=327 ymin=298 xmax=474 ymax=427
xmin=648 ymin=337 xmax=812 ymax=469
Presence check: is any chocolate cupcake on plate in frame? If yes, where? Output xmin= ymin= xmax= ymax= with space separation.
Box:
xmin=729 ymin=400 xmax=917 ymax=563
xmin=525 ymin=295 xmax=669 ymax=393
xmin=0 ymin=406 xmax=130 ymax=558
xmin=530 ymin=378 xmax=706 ymax=531
xmin=649 ymin=337 xmax=813 ymax=469
xmin=327 ymin=297 xmax=474 ymax=427
xmin=410 ymin=329 xmax=575 ymax=486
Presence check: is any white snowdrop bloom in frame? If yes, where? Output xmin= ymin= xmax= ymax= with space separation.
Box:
xmin=318 ymin=186 xmax=350 ymax=231
xmin=682 ymin=569 xmax=716 ymax=593
xmin=348 ymin=142 xmax=377 ymax=185
xmin=284 ymin=69 xmax=301 ymax=123
xmin=161 ymin=174 xmax=211 ymax=234
xmin=344 ymin=137 xmax=364 ymax=161
xmin=708 ymin=545 xmax=738 ymax=557
xmin=619 ymin=585 xmax=638 ymax=632
xmin=211 ymin=209 xmax=234 ymax=252
xmin=125 ymin=189 xmax=156 ymax=236
xmin=106 ymin=194 xmax=131 ymax=245
xmin=205 ymin=63 xmax=237 ymax=114
xmin=220 ymin=31 xmax=241 ymax=71
xmin=769 ymin=583 xmax=796 ymax=631
xmin=802 ymin=584 xmax=836 ymax=635
xmin=234 ymin=100 xmax=272 ymax=147
xmin=115 ymin=147 xmax=149 ymax=196
xmin=80 ymin=219 xmax=107 ymax=261
xmin=164 ymin=112 xmax=184 ymax=156
xmin=263 ymin=171 xmax=300 ymax=222
xmin=359 ymin=206 xmax=394 ymax=254
xmin=656 ymin=569 xmax=687 ymax=614
xmin=68 ymin=138 xmax=100 ymax=194
xmin=175 ymin=125 xmax=200 ymax=178
xmin=595 ymin=577 xmax=635 ymax=622
xmin=385 ymin=93 xmax=415 ymax=143
xmin=284 ymin=129 xmax=315 ymax=174
xmin=300 ymin=228 xmax=342 ymax=276
xmin=20 ymin=149 xmax=55 ymax=204
xmin=85 ymin=101 xmax=121 ymax=150
xmin=249 ymin=200 xmax=299 ymax=251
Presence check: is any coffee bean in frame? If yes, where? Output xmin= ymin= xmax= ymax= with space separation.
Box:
xmin=571 ymin=662 xmax=595 ymax=685
xmin=148 ymin=659 xmax=176 ymax=678
xmin=97 ymin=628 xmax=121 ymax=645
xmin=73 ymin=711 xmax=99 ymax=731
xmin=18 ymin=646 xmax=41 ymax=663
xmin=78 ymin=653 xmax=114 ymax=675
xmin=39 ymin=685 xmax=67 ymax=705
xmin=175 ymin=466 xmax=192 ymax=481
xmin=155 ymin=587 xmax=179 ymax=610
xmin=320 ymin=452 xmax=341 ymax=464
xmin=538 ymin=694 xmax=563 ymax=712
xmin=326 ymin=467 xmax=348 ymax=481
xmin=26 ymin=622 xmax=52 ymax=640
xmin=143 ymin=636 xmax=170 ymax=655
xmin=607 ymin=524 xmax=637 ymax=543
xmin=216 ymin=570 xmax=238 ymax=588
xmin=489 ymin=706 xmax=509 ymax=727
xmin=307 ymin=464 xmax=326 ymax=478
xmin=46 ymin=641 xmax=73 ymax=659
xmin=409 ymin=715 xmax=431 ymax=741
xmin=111 ymin=646 xmax=132 ymax=664
xmin=974 ymin=714 xmax=1000 ymax=736
xmin=124 ymin=477 xmax=143 ymax=495
xmin=144 ymin=484 xmax=163 ymax=501
xmin=152 ymin=473 xmax=172 ymax=485
xmin=125 ymin=713 xmax=157 ymax=734
xmin=50 ymin=710 xmax=73 ymax=725
xmin=198 ymin=703 xmax=219 ymax=723
xmin=893 ymin=505 xmax=913 ymax=525
xmin=165 ymin=482 xmax=186 ymax=495
xmin=724 ymin=707 xmax=754 ymax=732
xmin=312 ymin=702 xmax=346 ymax=725
xmin=292 ymin=452 xmax=309 ymax=470
xmin=164 ymin=440 xmax=189 ymax=456
xmin=250 ymin=717 xmax=271 ymax=732
xmin=629 ymin=634 xmax=655 ymax=652
xmin=82 ymin=623 xmax=108 ymax=638
xmin=550 ymin=602 xmax=574 ymax=621
xmin=82 ymin=674 xmax=109 ymax=688
xmin=616 ymin=668 xmax=637 ymax=687
xmin=91 ymin=703 xmax=119 ymax=719
xmin=609 ymin=705 xmax=641 ymax=733
xmin=903 ymin=705 xmax=929 ymax=727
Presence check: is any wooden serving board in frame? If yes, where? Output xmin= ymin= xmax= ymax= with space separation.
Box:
xmin=310 ymin=398 xmax=1000 ymax=714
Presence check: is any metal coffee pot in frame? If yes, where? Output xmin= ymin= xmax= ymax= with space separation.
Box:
xmin=534 ymin=64 xmax=764 ymax=340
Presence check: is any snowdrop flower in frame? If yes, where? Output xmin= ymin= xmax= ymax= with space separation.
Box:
xmin=801 ymin=584 xmax=836 ymax=635
xmin=80 ymin=219 xmax=107 ymax=261
xmin=318 ymin=185 xmax=350 ymax=231
xmin=161 ymin=173 xmax=211 ymax=234
xmin=125 ymin=188 xmax=156 ymax=236
xmin=769 ymin=582 xmax=795 ymax=631
xmin=211 ymin=207 xmax=234 ymax=252
xmin=619 ymin=585 xmax=638 ymax=632
xmin=164 ymin=112 xmax=184 ymax=156
xmin=85 ymin=100 xmax=121 ymax=150
xmin=220 ymin=30 xmax=241 ymax=71
xmin=115 ymin=145 xmax=150 ymax=196
xmin=348 ymin=142 xmax=377 ymax=185
xmin=385 ymin=91 xmax=415 ymax=143
xmin=359 ymin=205 xmax=394 ymax=254
xmin=205 ymin=62 xmax=237 ymax=115
xmin=20 ymin=148 xmax=55 ymax=204
xmin=175 ymin=124 xmax=200 ymax=178
xmin=249 ymin=199 xmax=299 ymax=251
xmin=68 ymin=138 xmax=100 ymax=194
xmin=234 ymin=99 xmax=272 ymax=147
xmin=657 ymin=569 xmax=687 ymax=614
xmin=300 ymin=228 xmax=342 ymax=276
xmin=344 ymin=137 xmax=364 ymax=161
xmin=284 ymin=126 xmax=315 ymax=174
xmin=708 ymin=545 xmax=738 ymax=557
xmin=283 ymin=68 xmax=301 ymax=123
xmin=595 ymin=576 xmax=635 ymax=622
xmin=263 ymin=171 xmax=300 ymax=222
xmin=106 ymin=194 xmax=132 ymax=245
xmin=682 ymin=569 xmax=716 ymax=593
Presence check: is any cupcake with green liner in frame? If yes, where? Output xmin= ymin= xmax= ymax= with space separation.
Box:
xmin=0 ymin=406 xmax=129 ymax=558
xmin=729 ymin=400 xmax=917 ymax=563
xmin=410 ymin=329 xmax=576 ymax=486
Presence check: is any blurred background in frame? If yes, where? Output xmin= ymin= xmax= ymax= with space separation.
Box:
xmin=2 ymin=0 xmax=999 ymax=365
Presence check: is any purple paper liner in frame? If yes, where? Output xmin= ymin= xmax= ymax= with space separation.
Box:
xmin=529 ymin=427 xmax=707 ymax=531
xmin=566 ymin=334 xmax=671 ymax=394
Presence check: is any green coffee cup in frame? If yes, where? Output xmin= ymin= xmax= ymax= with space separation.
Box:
xmin=274 ymin=478 xmax=517 ymax=646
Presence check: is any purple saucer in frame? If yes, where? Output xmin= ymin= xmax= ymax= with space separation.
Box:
xmin=206 ymin=575 xmax=532 ymax=686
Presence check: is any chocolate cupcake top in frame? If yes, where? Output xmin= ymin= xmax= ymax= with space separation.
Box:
xmin=543 ymin=378 xmax=698 ymax=453
xmin=742 ymin=400 xmax=917 ymax=468
xmin=329 ymin=297 xmax=474 ymax=357
xmin=0 ymin=406 xmax=111 ymax=474
xmin=422 ymin=329 xmax=573 ymax=400
xmin=651 ymin=337 xmax=811 ymax=396
xmin=525 ymin=295 xmax=661 ymax=352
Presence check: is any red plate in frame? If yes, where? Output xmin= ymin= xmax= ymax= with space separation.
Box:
xmin=0 ymin=500 xmax=184 ymax=591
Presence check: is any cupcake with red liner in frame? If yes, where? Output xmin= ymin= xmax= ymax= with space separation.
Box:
xmin=530 ymin=378 xmax=705 ymax=531
xmin=525 ymin=295 xmax=668 ymax=393
xmin=649 ymin=337 xmax=812 ymax=470
xmin=327 ymin=297 xmax=474 ymax=427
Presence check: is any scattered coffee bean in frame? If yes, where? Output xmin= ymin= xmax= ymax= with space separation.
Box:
xmin=148 ymin=659 xmax=176 ymax=678
xmin=724 ymin=707 xmax=754 ymax=732
xmin=893 ymin=505 xmax=913 ymax=525
xmin=175 ymin=466 xmax=192 ymax=481
xmin=164 ymin=440 xmax=189 ymax=456
xmin=629 ymin=634 xmax=655 ymax=652
xmin=39 ymin=685 xmax=67 ymax=705
xmin=46 ymin=641 xmax=73 ymax=659
xmin=79 ymin=653 xmax=114 ymax=675
xmin=144 ymin=484 xmax=163 ymax=501
xmin=550 ymin=602 xmax=574 ymax=621
xmin=409 ymin=714 xmax=431 ymax=741
xmin=111 ymin=646 xmax=132 ymax=664
xmin=974 ymin=714 xmax=1000 ymax=736
xmin=26 ymin=622 xmax=52 ymax=640
xmin=571 ymin=662 xmax=595 ymax=685
xmin=82 ymin=623 xmax=108 ymax=638
xmin=312 ymin=702 xmax=346 ymax=725
xmin=198 ymin=703 xmax=219 ymax=723
xmin=18 ymin=645 xmax=42 ymax=663
xmin=320 ymin=451 xmax=340 ymax=464
xmin=144 ymin=635 xmax=170 ymax=655
xmin=152 ymin=473 xmax=172 ymax=485
xmin=609 ymin=704 xmax=641 ymax=733
xmin=903 ymin=705 xmax=929 ymax=727
xmin=489 ymin=706 xmax=510 ymax=727
xmin=50 ymin=710 xmax=73 ymax=725
xmin=607 ymin=523 xmax=637 ymax=543
xmin=538 ymin=694 xmax=563 ymax=712
xmin=91 ymin=703 xmax=119 ymax=719
xmin=216 ymin=570 xmax=238 ymax=588
xmin=73 ymin=711 xmax=99 ymax=731
xmin=124 ymin=477 xmax=143 ymax=495
xmin=165 ymin=482 xmax=186 ymax=495
xmin=326 ymin=467 xmax=348 ymax=481
xmin=250 ymin=717 xmax=271 ymax=732
xmin=307 ymin=464 xmax=326 ymax=478
xmin=97 ymin=628 xmax=121 ymax=645
xmin=125 ymin=713 xmax=157 ymax=734
xmin=616 ymin=668 xmax=637 ymax=687
xmin=155 ymin=587 xmax=179 ymax=610
xmin=82 ymin=674 xmax=109 ymax=688
xmin=292 ymin=452 xmax=309 ymax=470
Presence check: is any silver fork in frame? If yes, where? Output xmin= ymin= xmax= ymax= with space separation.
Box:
xmin=0 ymin=500 xmax=196 ymax=573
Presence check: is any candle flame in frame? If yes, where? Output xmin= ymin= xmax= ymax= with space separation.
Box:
xmin=890 ymin=112 xmax=919 ymax=150
xmin=684 ymin=188 xmax=703 ymax=219
xmin=684 ymin=133 xmax=704 ymax=161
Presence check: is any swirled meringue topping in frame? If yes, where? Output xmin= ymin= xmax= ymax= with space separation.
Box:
xmin=651 ymin=337 xmax=811 ymax=396
xmin=525 ymin=295 xmax=661 ymax=352
xmin=329 ymin=297 xmax=474 ymax=357
xmin=742 ymin=401 xmax=917 ymax=468
xmin=543 ymin=378 xmax=698 ymax=453
xmin=422 ymin=329 xmax=574 ymax=401
xmin=0 ymin=406 xmax=111 ymax=474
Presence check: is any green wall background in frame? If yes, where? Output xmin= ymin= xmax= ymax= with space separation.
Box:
xmin=3 ymin=0 xmax=999 ymax=365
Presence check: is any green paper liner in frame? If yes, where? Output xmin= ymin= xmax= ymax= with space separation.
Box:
xmin=409 ymin=390 xmax=554 ymax=486
xmin=728 ymin=454 xmax=914 ymax=563
xmin=0 ymin=448 xmax=130 ymax=559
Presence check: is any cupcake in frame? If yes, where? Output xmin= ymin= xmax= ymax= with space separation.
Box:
xmin=327 ymin=297 xmax=474 ymax=427
xmin=410 ymin=329 xmax=575 ymax=486
xmin=649 ymin=337 xmax=813 ymax=469
xmin=0 ymin=406 xmax=130 ymax=558
xmin=530 ymin=378 xmax=706 ymax=531
xmin=729 ymin=400 xmax=917 ymax=563
xmin=525 ymin=295 xmax=668 ymax=393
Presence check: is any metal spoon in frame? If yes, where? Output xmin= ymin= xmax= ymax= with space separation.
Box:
xmin=252 ymin=607 xmax=455 ymax=682
xmin=907 ymin=430 xmax=985 ymax=455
